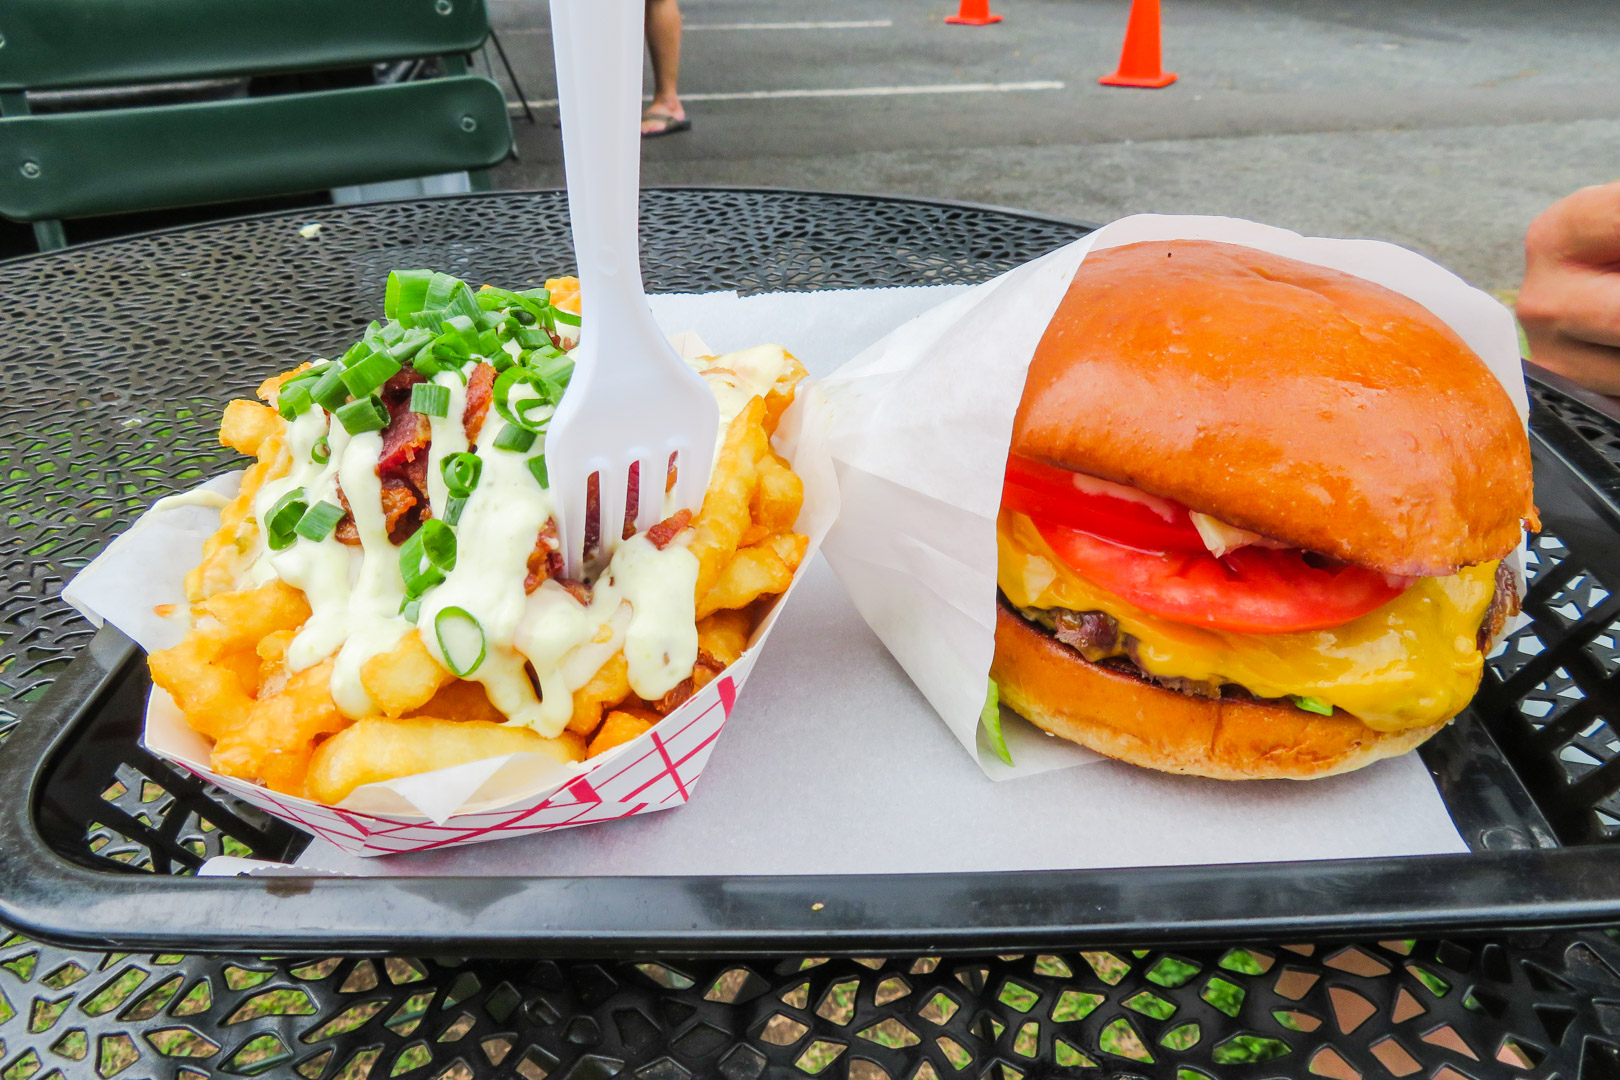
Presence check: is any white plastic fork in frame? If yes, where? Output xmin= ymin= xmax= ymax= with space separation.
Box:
xmin=544 ymin=0 xmax=719 ymax=577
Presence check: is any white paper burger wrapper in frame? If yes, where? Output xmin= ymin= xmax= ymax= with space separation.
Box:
xmin=62 ymin=335 xmax=838 ymax=857
xmin=813 ymin=214 xmax=1531 ymax=780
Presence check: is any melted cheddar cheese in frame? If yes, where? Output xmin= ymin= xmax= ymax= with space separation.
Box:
xmin=998 ymin=510 xmax=1498 ymax=732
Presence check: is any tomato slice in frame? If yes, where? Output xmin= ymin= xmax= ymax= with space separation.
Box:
xmin=1003 ymin=456 xmax=1206 ymax=553
xmin=1030 ymin=517 xmax=1411 ymax=633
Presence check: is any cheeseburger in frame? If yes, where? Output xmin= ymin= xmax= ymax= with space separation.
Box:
xmin=992 ymin=239 xmax=1536 ymax=780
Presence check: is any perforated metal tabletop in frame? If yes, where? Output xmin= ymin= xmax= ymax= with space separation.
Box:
xmin=3 ymin=189 xmax=1620 ymax=1080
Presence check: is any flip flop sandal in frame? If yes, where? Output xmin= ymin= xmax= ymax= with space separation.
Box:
xmin=641 ymin=112 xmax=692 ymax=138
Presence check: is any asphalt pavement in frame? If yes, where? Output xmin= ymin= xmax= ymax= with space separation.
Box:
xmin=487 ymin=0 xmax=1620 ymax=290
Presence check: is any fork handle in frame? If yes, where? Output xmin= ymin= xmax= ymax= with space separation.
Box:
xmin=550 ymin=0 xmax=647 ymax=310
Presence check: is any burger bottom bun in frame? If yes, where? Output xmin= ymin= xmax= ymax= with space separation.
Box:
xmin=991 ymin=602 xmax=1448 ymax=781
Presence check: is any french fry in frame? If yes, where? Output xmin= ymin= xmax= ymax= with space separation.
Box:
xmin=697 ymin=532 xmax=806 ymax=618
xmin=697 ymin=609 xmax=752 ymax=669
xmin=306 ymin=715 xmax=583 ymax=805
xmin=761 ymin=352 xmax=808 ymax=434
xmin=255 ymin=629 xmax=297 ymax=700
xmin=405 ymin=678 xmax=508 ymax=725
xmin=587 ymin=711 xmax=655 ymax=758
xmin=568 ymin=652 xmax=630 ymax=735
xmin=688 ymin=397 xmax=769 ymax=599
xmin=211 ymin=661 xmax=346 ymax=795
xmin=361 ymin=630 xmax=453 ymax=717
xmin=186 ymin=407 xmax=287 ymax=602
xmin=149 ymin=581 xmax=310 ymax=739
xmin=741 ymin=451 xmax=804 ymax=545
xmin=544 ymin=276 xmax=582 ymax=315
xmin=220 ymin=399 xmax=282 ymax=456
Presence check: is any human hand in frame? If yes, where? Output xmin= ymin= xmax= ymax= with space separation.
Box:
xmin=1518 ymin=180 xmax=1620 ymax=396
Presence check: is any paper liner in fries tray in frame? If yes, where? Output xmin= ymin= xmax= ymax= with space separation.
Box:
xmin=63 ymin=335 xmax=837 ymax=857
xmin=812 ymin=214 xmax=1530 ymax=780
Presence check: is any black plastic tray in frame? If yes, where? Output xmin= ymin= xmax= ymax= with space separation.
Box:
xmin=2 ymin=372 xmax=1619 ymax=958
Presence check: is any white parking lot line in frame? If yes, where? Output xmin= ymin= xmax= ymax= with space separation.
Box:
xmin=507 ymin=80 xmax=1065 ymax=111
xmin=501 ymin=20 xmax=894 ymax=33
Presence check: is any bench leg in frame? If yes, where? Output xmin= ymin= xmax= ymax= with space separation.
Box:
xmin=33 ymin=220 xmax=67 ymax=250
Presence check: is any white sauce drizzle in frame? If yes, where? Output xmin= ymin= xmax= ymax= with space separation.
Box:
xmin=416 ymin=381 xmax=555 ymax=730
xmin=151 ymin=489 xmax=232 ymax=512
xmin=326 ymin=431 xmax=411 ymax=717
xmin=235 ymin=338 xmax=796 ymax=735
xmin=422 ymin=370 xmax=470 ymax=518
xmin=687 ymin=344 xmax=790 ymax=469
xmin=274 ymin=423 xmax=359 ymax=671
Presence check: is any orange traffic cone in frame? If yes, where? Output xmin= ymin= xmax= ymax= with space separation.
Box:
xmin=945 ymin=0 xmax=1002 ymax=26
xmin=1099 ymin=0 xmax=1177 ymax=87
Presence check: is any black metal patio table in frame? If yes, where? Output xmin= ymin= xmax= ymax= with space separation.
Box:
xmin=4 ymin=188 xmax=1620 ymax=1080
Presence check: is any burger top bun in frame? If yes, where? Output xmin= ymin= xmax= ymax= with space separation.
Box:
xmin=1012 ymin=239 xmax=1535 ymax=579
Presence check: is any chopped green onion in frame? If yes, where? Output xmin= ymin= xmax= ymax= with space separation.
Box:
xmin=435 ymin=315 xmax=481 ymax=357
xmin=265 ymin=488 xmax=308 ymax=551
xmin=527 ymin=454 xmax=549 ymax=489
xmin=444 ymin=496 xmax=467 ymax=526
xmin=294 ymin=501 xmax=345 ymax=542
xmin=1293 ymin=695 xmax=1335 ymax=716
xmin=551 ymin=306 xmax=581 ymax=327
xmin=435 ymin=606 xmax=486 ymax=676
xmin=494 ymin=424 xmax=536 ymax=452
xmin=425 ymin=272 xmax=482 ymax=323
xmin=380 ymin=320 xmax=407 ymax=346
xmin=516 ymin=326 xmax=557 ymax=350
xmin=528 ymin=351 xmax=574 ymax=385
xmin=335 ymin=394 xmax=390 ymax=435
xmin=400 ymin=597 xmax=422 ymax=623
xmin=411 ymin=383 xmax=450 ymax=418
xmin=476 ymin=285 xmax=532 ymax=312
xmin=310 ymin=364 xmax=350 ymax=412
xmin=387 ymin=328 xmax=434 ymax=362
xmin=311 ymin=435 xmax=330 ymax=465
xmin=340 ymin=351 xmax=402 ymax=398
xmin=399 ymin=518 xmax=458 ymax=596
xmin=385 ymin=269 xmax=436 ymax=320
xmin=441 ymin=452 xmax=482 ymax=498
xmin=280 ymin=362 xmax=329 ymax=392
xmin=277 ymin=381 xmax=313 ymax=420
xmin=341 ymin=340 xmax=375 ymax=368
xmin=493 ymin=365 xmax=561 ymax=432
xmin=980 ymin=678 xmax=1013 ymax=766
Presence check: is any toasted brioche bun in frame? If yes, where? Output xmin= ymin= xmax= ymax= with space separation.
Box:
xmin=992 ymin=602 xmax=1446 ymax=780
xmin=1011 ymin=239 xmax=1534 ymax=579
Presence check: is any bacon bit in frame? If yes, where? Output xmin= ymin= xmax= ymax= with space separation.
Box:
xmin=380 ymin=477 xmax=419 ymax=541
xmin=623 ymin=462 xmax=640 ymax=540
xmin=645 ymin=509 xmax=692 ymax=550
xmin=561 ymin=579 xmax=592 ymax=606
xmin=378 ymin=403 xmax=431 ymax=476
xmin=333 ymin=484 xmax=360 ymax=546
xmin=654 ymin=676 xmax=695 ymax=714
xmin=621 ymin=458 xmax=684 ymax=539
xmin=463 ymin=362 xmax=496 ymax=443
xmin=523 ymin=520 xmax=566 ymax=593
xmin=524 ymin=521 xmax=555 ymax=593
xmin=653 ymin=656 xmax=723 ymax=714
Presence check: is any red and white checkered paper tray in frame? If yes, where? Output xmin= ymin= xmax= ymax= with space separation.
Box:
xmin=64 ymin=344 xmax=837 ymax=858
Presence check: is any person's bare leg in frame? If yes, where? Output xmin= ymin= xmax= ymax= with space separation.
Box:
xmin=643 ymin=0 xmax=685 ymax=133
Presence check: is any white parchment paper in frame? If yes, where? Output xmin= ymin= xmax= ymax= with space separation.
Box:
xmin=65 ymin=271 xmax=1474 ymax=873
